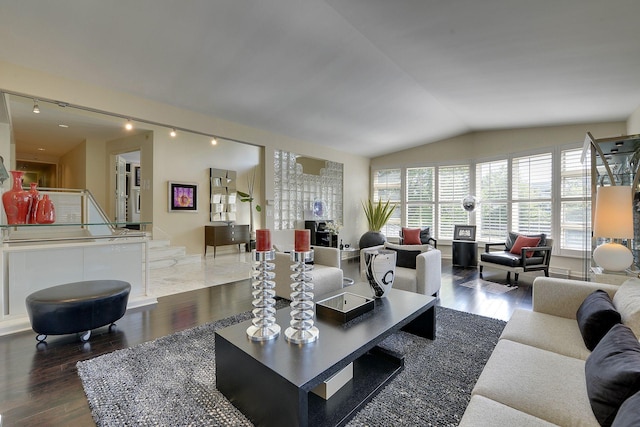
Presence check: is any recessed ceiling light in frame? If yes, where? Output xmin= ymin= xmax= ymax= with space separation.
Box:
xmin=125 ymin=120 xmax=133 ymax=131
xmin=58 ymin=124 xmax=69 ymax=128
xmin=211 ymin=137 xmax=217 ymax=146
xmin=611 ymin=148 xmax=619 ymax=153
xmin=170 ymin=128 xmax=177 ymax=137
xmin=37 ymin=148 xmax=45 ymax=151
xmin=616 ymin=141 xmax=624 ymax=146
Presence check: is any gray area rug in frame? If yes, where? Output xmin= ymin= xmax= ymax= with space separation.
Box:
xmin=77 ymin=304 xmax=505 ymax=426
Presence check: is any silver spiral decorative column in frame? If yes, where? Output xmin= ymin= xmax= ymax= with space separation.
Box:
xmin=246 ymin=249 xmax=281 ymax=341
xmin=285 ymin=250 xmax=319 ymax=344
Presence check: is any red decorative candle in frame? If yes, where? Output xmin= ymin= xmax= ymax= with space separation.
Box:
xmin=295 ymin=229 xmax=311 ymax=252
xmin=256 ymin=229 xmax=272 ymax=252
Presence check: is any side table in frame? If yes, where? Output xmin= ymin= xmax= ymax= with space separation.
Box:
xmin=452 ymin=240 xmax=478 ymax=267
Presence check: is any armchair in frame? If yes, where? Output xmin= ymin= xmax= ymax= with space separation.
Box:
xmin=398 ymin=227 xmax=437 ymax=248
xmin=360 ymin=242 xmax=441 ymax=297
xmin=273 ymin=245 xmax=344 ymax=299
xmin=478 ymin=233 xmax=553 ymax=285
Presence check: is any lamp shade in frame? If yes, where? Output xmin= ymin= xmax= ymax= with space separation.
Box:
xmin=593 ymin=186 xmax=633 ymax=239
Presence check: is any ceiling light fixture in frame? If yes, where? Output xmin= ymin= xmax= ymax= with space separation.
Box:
xmin=125 ymin=120 xmax=133 ymax=131
xmin=32 ymin=99 xmax=40 ymax=114
xmin=211 ymin=137 xmax=218 ymax=146
xmin=170 ymin=128 xmax=177 ymax=137
xmin=616 ymin=141 xmax=624 ymax=146
xmin=611 ymin=148 xmax=619 ymax=153
xmin=58 ymin=124 xmax=69 ymax=128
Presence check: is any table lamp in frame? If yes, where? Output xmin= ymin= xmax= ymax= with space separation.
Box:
xmin=593 ymin=185 xmax=634 ymax=272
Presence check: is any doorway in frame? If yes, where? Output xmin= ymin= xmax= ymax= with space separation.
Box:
xmin=115 ymin=151 xmax=141 ymax=225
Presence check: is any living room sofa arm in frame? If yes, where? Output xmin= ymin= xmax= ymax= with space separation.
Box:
xmin=416 ymin=249 xmax=442 ymax=296
xmin=484 ymin=242 xmax=507 ymax=252
xmin=312 ymin=246 xmax=341 ymax=268
xmin=532 ymin=277 xmax=619 ymax=319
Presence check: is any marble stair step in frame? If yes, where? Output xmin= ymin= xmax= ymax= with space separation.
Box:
xmin=149 ymin=253 xmax=202 ymax=269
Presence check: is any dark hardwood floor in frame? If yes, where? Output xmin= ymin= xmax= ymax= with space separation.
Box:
xmin=0 ymin=259 xmax=535 ymax=426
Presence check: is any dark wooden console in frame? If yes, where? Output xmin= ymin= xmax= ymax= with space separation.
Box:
xmin=204 ymin=224 xmax=250 ymax=257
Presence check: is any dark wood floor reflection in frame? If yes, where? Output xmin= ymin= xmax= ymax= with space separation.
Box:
xmin=0 ymin=259 xmax=534 ymax=426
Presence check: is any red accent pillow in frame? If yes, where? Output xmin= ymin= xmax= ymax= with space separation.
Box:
xmin=510 ymin=235 xmax=541 ymax=258
xmin=402 ymin=228 xmax=422 ymax=245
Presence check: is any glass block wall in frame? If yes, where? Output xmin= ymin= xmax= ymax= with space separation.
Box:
xmin=274 ymin=150 xmax=343 ymax=230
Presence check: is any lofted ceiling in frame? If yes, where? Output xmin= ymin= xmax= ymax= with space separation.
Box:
xmin=1 ymin=0 xmax=639 ymax=158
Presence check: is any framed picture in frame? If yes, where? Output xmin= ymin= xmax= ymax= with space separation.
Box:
xmin=168 ymin=181 xmax=198 ymax=212
xmin=134 ymin=166 xmax=141 ymax=187
xmin=453 ymin=225 xmax=476 ymax=241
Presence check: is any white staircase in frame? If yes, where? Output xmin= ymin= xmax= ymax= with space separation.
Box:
xmin=148 ymin=239 xmax=202 ymax=269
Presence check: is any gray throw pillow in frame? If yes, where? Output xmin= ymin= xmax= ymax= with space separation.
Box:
xmin=576 ymin=290 xmax=621 ymax=351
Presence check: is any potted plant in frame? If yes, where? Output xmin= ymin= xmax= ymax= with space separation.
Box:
xmin=359 ymin=199 xmax=397 ymax=249
xmin=237 ymin=166 xmax=261 ymax=239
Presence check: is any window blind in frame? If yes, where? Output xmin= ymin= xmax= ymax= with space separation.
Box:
xmin=438 ymin=165 xmax=470 ymax=238
xmin=476 ymin=159 xmax=508 ymax=241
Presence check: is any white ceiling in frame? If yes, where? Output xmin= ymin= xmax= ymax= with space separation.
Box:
xmin=1 ymin=0 xmax=639 ymax=158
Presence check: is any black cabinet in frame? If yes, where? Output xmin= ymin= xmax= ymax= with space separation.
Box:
xmin=304 ymin=220 xmax=338 ymax=248
xmin=452 ymin=240 xmax=478 ymax=267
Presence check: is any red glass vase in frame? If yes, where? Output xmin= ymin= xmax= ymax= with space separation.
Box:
xmin=2 ymin=171 xmax=31 ymax=225
xmin=35 ymin=194 xmax=56 ymax=224
xmin=28 ymin=182 xmax=39 ymax=224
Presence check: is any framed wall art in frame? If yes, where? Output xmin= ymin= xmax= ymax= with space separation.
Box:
xmin=453 ymin=225 xmax=476 ymax=241
xmin=168 ymin=181 xmax=198 ymax=212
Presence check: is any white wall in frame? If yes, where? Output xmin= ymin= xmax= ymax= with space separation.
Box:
xmin=0 ymin=61 xmax=371 ymax=254
xmin=628 ymin=105 xmax=640 ymax=134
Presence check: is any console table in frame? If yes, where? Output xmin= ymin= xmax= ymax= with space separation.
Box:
xmin=216 ymin=284 xmax=436 ymax=426
xmin=204 ymin=224 xmax=250 ymax=257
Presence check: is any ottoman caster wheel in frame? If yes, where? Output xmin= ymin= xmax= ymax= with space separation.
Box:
xmin=108 ymin=323 xmax=117 ymax=332
xmin=36 ymin=334 xmax=47 ymax=343
xmin=80 ymin=330 xmax=91 ymax=342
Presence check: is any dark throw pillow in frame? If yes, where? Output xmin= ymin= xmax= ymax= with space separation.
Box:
xmin=577 ymin=290 xmax=622 ymax=351
xmin=385 ymin=247 xmax=421 ymax=269
xmin=585 ymin=324 xmax=640 ymax=427
xmin=612 ymin=390 xmax=640 ymax=427
xmin=419 ymin=227 xmax=431 ymax=244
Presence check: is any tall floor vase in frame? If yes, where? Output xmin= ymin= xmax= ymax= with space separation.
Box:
xmin=2 ymin=171 xmax=31 ymax=225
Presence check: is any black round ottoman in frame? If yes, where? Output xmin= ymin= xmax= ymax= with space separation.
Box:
xmin=26 ymin=280 xmax=131 ymax=343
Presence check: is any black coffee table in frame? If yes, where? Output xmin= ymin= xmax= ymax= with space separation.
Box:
xmin=215 ymin=283 xmax=436 ymax=427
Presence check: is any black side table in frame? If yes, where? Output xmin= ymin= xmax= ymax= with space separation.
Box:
xmin=452 ymin=240 xmax=478 ymax=267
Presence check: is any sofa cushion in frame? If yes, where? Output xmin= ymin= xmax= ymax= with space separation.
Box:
xmin=612 ymin=280 xmax=640 ymax=338
xmin=472 ymin=339 xmax=598 ymax=426
xmin=500 ymin=309 xmax=591 ymax=360
xmin=612 ymin=389 xmax=640 ymax=427
xmin=401 ymin=227 xmax=422 ymax=245
xmin=585 ymin=324 xmax=640 ymax=427
xmin=460 ymin=395 xmax=557 ymax=427
xmin=510 ymin=235 xmax=541 ymax=258
xmin=577 ymin=290 xmax=622 ymax=351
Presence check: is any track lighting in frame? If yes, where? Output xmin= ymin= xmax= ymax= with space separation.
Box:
xmin=125 ymin=120 xmax=133 ymax=131
xmin=170 ymin=128 xmax=177 ymax=137
xmin=211 ymin=137 xmax=218 ymax=146
xmin=32 ymin=99 xmax=40 ymax=114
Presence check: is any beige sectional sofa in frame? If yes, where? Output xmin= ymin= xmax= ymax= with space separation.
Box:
xmin=460 ymin=276 xmax=640 ymax=426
